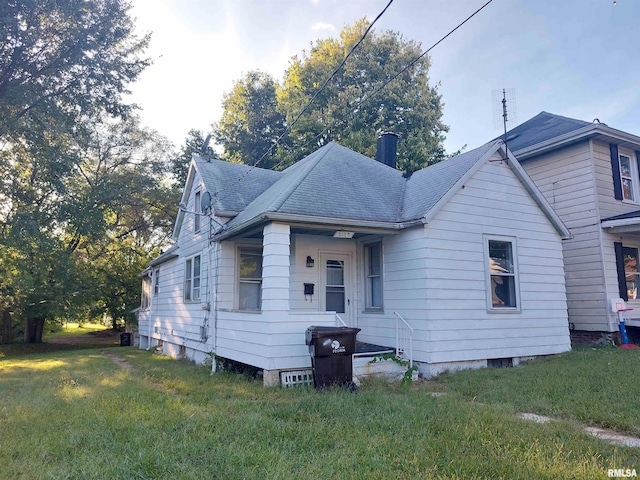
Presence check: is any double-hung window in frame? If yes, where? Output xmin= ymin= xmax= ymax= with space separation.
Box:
xmin=619 ymin=153 xmax=637 ymax=201
xmin=141 ymin=276 xmax=151 ymax=310
xmin=184 ymin=255 xmax=201 ymax=301
xmin=623 ymin=246 xmax=640 ymax=300
xmin=153 ymin=268 xmax=160 ymax=296
xmin=238 ymin=248 xmax=262 ymax=310
xmin=364 ymin=241 xmax=383 ymax=309
xmin=486 ymin=237 xmax=519 ymax=310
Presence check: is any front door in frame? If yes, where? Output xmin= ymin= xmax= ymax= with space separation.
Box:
xmin=321 ymin=253 xmax=352 ymax=325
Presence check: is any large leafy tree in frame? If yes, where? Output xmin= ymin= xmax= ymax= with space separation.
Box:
xmin=214 ymin=71 xmax=287 ymax=170
xmin=0 ymin=0 xmax=165 ymax=342
xmin=170 ymin=129 xmax=215 ymax=185
xmin=0 ymin=0 xmax=150 ymax=145
xmin=277 ymin=19 xmax=448 ymax=173
xmin=213 ymin=20 xmax=449 ymax=173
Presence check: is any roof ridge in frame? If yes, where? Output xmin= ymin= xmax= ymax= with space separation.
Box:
xmin=269 ymin=143 xmax=335 ymax=212
xmin=539 ymin=111 xmax=591 ymax=127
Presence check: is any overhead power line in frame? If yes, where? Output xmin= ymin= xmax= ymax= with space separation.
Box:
xmin=211 ymin=0 xmax=395 ymax=201
xmin=213 ymin=0 xmax=494 ymax=203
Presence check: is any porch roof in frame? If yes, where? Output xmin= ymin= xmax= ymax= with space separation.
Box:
xmin=601 ymin=210 xmax=640 ymax=234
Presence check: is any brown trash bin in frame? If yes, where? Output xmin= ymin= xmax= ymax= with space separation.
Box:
xmin=305 ymin=326 xmax=360 ymax=389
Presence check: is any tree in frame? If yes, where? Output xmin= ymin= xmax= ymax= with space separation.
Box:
xmin=170 ymin=129 xmax=214 ymax=184
xmin=0 ymin=0 xmax=150 ymax=146
xmin=0 ymin=0 xmax=158 ymax=342
xmin=214 ymin=71 xmax=287 ymax=170
xmin=276 ymin=19 xmax=449 ymax=173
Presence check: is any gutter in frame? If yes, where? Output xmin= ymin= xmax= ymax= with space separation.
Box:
xmin=212 ymin=212 xmax=424 ymax=241
xmin=514 ymin=124 xmax=640 ymax=161
xmin=601 ymin=217 xmax=640 ymax=229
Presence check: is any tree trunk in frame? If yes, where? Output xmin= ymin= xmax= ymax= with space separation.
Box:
xmin=0 ymin=309 xmax=12 ymax=344
xmin=24 ymin=317 xmax=45 ymax=343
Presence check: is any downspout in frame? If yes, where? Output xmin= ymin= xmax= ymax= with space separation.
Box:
xmin=147 ymin=271 xmax=152 ymax=350
xmin=208 ymin=216 xmax=221 ymax=373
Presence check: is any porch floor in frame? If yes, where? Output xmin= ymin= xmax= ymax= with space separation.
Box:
xmin=354 ymin=341 xmax=395 ymax=357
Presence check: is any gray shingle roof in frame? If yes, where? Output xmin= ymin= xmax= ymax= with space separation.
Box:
xmin=195 ymin=156 xmax=281 ymax=213
xmin=214 ymin=141 xmax=501 ymax=234
xmin=400 ymin=141 xmax=498 ymax=222
xmin=497 ymin=111 xmax=591 ymax=153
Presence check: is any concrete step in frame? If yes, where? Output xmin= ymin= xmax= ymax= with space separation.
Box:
xmin=353 ymin=355 xmax=417 ymax=382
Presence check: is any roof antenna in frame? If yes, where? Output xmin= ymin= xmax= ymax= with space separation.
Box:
xmin=201 ymin=134 xmax=212 ymax=161
xmin=492 ymin=88 xmax=517 ymax=163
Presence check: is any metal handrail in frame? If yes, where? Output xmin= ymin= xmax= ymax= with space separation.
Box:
xmin=394 ymin=312 xmax=414 ymax=368
xmin=335 ymin=313 xmax=348 ymax=327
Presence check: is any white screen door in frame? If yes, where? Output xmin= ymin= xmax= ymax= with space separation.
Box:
xmin=321 ymin=253 xmax=352 ymax=325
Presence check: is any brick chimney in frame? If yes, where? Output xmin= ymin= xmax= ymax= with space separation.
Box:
xmin=375 ymin=132 xmax=399 ymax=169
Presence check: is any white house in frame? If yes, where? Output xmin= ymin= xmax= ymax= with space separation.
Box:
xmin=138 ymin=136 xmax=572 ymax=385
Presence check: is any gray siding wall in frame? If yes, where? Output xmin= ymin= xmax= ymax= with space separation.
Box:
xmin=521 ymin=141 xmax=609 ymax=331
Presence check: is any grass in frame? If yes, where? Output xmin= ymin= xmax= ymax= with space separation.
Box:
xmin=0 ymin=346 xmax=638 ymax=479
xmin=45 ymin=321 xmax=112 ymax=338
xmin=0 ymin=322 xmax=119 ymax=357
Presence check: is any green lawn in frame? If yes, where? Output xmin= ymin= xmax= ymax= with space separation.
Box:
xmin=0 ymin=346 xmax=638 ymax=479
xmin=45 ymin=321 xmax=112 ymax=338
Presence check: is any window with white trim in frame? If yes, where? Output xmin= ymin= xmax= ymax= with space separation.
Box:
xmin=623 ymin=246 xmax=640 ymax=300
xmin=486 ymin=237 xmax=519 ymax=309
xmin=194 ymin=191 xmax=201 ymax=232
xmin=364 ymin=241 xmax=383 ymax=309
xmin=184 ymin=255 xmax=201 ymax=301
xmin=153 ymin=268 xmax=160 ymax=296
xmin=238 ymin=248 xmax=262 ymax=310
xmin=141 ymin=276 xmax=151 ymax=310
xmin=619 ymin=152 xmax=638 ymax=201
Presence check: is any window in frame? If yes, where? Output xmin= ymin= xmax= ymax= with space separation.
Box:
xmin=184 ymin=255 xmax=201 ymax=301
xmin=623 ymin=246 xmax=640 ymax=300
xmin=238 ymin=248 xmax=262 ymax=310
xmin=141 ymin=276 xmax=151 ymax=310
xmin=153 ymin=268 xmax=160 ymax=296
xmin=194 ymin=191 xmax=201 ymax=232
xmin=486 ymin=238 xmax=518 ymax=309
xmin=619 ymin=153 xmax=637 ymax=201
xmin=364 ymin=242 xmax=383 ymax=309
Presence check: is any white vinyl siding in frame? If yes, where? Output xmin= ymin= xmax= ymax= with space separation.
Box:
xmin=421 ymin=152 xmax=569 ymax=364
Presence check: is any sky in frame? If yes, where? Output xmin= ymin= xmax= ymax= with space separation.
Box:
xmin=127 ymin=0 xmax=640 ymax=156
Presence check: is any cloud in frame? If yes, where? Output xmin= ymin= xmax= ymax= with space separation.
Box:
xmin=311 ymin=21 xmax=335 ymax=32
xmin=310 ymin=0 xmax=320 ymax=5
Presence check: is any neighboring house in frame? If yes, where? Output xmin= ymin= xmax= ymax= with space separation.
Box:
xmin=502 ymin=112 xmax=640 ymax=343
xmin=138 ymin=135 xmax=571 ymax=385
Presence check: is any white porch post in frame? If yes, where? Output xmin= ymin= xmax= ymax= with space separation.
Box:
xmin=261 ymin=222 xmax=291 ymax=312
xmin=261 ymin=223 xmax=290 ymax=386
